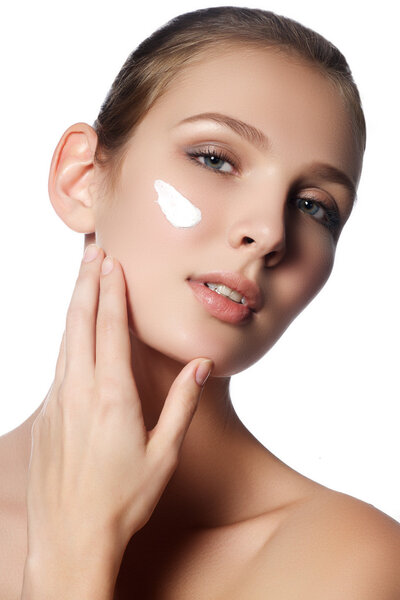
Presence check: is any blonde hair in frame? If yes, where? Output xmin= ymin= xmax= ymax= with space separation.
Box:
xmin=92 ymin=6 xmax=366 ymax=198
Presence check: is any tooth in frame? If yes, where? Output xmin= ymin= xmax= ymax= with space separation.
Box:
xmin=217 ymin=284 xmax=233 ymax=296
xmin=205 ymin=282 xmax=246 ymax=305
xmin=228 ymin=289 xmax=244 ymax=302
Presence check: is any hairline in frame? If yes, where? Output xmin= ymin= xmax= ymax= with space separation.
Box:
xmin=95 ymin=38 xmax=363 ymax=200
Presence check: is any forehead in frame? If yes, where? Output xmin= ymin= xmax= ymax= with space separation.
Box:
xmin=145 ymin=46 xmax=362 ymax=187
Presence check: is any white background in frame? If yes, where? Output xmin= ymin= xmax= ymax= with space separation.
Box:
xmin=0 ymin=1 xmax=398 ymax=522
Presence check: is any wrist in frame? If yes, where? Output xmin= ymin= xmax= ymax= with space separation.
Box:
xmin=21 ymin=536 xmax=124 ymax=600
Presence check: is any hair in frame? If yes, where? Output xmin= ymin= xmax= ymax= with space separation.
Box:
xmin=92 ymin=6 xmax=366 ymax=200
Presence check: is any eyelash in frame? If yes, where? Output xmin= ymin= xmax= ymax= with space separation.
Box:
xmin=186 ymin=147 xmax=341 ymax=235
xmin=186 ymin=146 xmax=239 ymax=173
xmin=185 ymin=146 xmax=341 ymax=235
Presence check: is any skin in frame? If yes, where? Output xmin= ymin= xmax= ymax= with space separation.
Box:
xmin=84 ymin=46 xmax=358 ymax=523
xmin=1 ymin=45 xmax=399 ymax=599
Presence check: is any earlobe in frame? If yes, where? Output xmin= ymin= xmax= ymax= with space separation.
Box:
xmin=48 ymin=122 xmax=98 ymax=233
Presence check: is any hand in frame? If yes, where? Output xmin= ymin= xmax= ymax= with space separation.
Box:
xmin=26 ymin=244 xmax=214 ymax=562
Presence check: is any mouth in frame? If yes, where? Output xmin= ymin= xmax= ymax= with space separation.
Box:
xmin=187 ymin=271 xmax=263 ymax=313
xmin=203 ymin=282 xmax=247 ymax=305
xmin=186 ymin=271 xmax=263 ymax=325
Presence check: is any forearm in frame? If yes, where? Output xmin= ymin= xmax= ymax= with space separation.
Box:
xmin=20 ymin=538 xmax=124 ymax=600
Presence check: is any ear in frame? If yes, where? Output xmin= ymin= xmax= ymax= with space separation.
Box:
xmin=48 ymin=122 xmax=99 ymax=234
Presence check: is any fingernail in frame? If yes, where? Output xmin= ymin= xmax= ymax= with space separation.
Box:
xmin=195 ymin=360 xmax=213 ymax=387
xmin=101 ymin=256 xmax=114 ymax=275
xmin=83 ymin=244 xmax=100 ymax=263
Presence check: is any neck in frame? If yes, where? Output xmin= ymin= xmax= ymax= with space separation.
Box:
xmin=128 ymin=332 xmax=250 ymax=528
xmin=4 ymin=332 xmax=276 ymax=533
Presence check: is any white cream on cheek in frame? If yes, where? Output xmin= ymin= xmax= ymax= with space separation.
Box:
xmin=154 ymin=179 xmax=202 ymax=228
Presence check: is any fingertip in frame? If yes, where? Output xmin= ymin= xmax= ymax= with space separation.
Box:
xmin=195 ymin=359 xmax=214 ymax=387
xmin=101 ymin=255 xmax=114 ymax=275
xmin=82 ymin=243 xmax=101 ymax=263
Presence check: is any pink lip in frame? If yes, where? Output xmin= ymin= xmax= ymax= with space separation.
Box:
xmin=187 ymin=271 xmax=263 ymax=323
xmin=187 ymin=271 xmax=263 ymax=312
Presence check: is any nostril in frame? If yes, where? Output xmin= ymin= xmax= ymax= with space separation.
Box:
xmin=264 ymin=249 xmax=281 ymax=267
xmin=244 ymin=236 xmax=255 ymax=244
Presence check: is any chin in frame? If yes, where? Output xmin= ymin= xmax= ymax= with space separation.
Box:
xmin=128 ymin=319 xmax=279 ymax=378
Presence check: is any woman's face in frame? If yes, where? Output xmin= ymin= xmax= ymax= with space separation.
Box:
xmin=93 ymin=46 xmax=362 ymax=377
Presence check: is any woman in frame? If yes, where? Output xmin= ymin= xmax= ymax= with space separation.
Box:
xmin=0 ymin=6 xmax=398 ymax=599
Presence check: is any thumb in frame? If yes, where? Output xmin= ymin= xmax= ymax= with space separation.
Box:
xmin=147 ymin=358 xmax=214 ymax=459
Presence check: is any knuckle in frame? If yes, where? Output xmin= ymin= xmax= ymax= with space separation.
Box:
xmin=96 ymin=375 xmax=120 ymax=403
xmin=66 ymin=304 xmax=90 ymax=329
xmin=96 ymin=314 xmax=117 ymax=337
xmin=78 ymin=265 xmax=96 ymax=280
xmin=99 ymin=280 xmax=122 ymax=307
xmin=57 ymin=379 xmax=76 ymax=402
xmin=57 ymin=378 xmax=94 ymax=408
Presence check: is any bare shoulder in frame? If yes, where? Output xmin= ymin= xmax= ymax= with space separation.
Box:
xmin=306 ymin=488 xmax=400 ymax=560
xmin=301 ymin=486 xmax=400 ymax=546
xmin=229 ymin=487 xmax=400 ymax=599
xmin=278 ymin=488 xmax=400 ymax=598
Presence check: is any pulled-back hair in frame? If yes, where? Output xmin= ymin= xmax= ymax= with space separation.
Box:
xmin=92 ymin=6 xmax=366 ymax=198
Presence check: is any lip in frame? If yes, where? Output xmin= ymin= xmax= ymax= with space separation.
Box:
xmin=186 ymin=271 xmax=263 ymax=325
xmin=187 ymin=271 xmax=263 ymax=312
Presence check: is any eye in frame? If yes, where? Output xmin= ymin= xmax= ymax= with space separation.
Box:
xmin=296 ymin=197 xmax=324 ymax=218
xmin=185 ymin=146 xmax=237 ymax=175
xmin=294 ymin=195 xmax=341 ymax=234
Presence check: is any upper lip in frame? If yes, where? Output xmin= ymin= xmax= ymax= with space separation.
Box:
xmin=188 ymin=271 xmax=263 ymax=312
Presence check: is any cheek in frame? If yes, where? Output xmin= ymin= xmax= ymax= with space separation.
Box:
xmin=154 ymin=179 xmax=202 ymax=228
xmin=276 ymin=230 xmax=336 ymax=321
xmin=242 ymin=237 xmax=335 ymax=370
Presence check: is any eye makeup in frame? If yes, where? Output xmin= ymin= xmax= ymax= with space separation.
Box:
xmin=185 ymin=145 xmax=239 ymax=175
xmin=292 ymin=194 xmax=341 ymax=234
xmin=184 ymin=146 xmax=342 ymax=235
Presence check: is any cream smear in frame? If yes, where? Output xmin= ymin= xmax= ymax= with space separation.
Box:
xmin=154 ymin=179 xmax=202 ymax=228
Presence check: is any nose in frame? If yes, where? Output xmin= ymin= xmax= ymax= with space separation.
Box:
xmin=228 ymin=192 xmax=287 ymax=268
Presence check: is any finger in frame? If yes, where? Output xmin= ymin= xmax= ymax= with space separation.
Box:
xmin=147 ymin=359 xmax=213 ymax=462
xmin=40 ymin=380 xmax=55 ymax=416
xmin=95 ymin=255 xmax=138 ymax=395
xmin=54 ymin=329 xmax=66 ymax=383
xmin=40 ymin=330 xmax=65 ymax=415
xmin=64 ymin=245 xmax=104 ymax=381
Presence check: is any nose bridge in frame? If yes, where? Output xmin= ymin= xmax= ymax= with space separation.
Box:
xmin=228 ymin=176 xmax=288 ymax=265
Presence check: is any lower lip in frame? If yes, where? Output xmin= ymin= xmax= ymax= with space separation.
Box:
xmin=187 ymin=280 xmax=253 ymax=324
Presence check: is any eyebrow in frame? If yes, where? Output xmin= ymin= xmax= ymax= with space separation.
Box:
xmin=176 ymin=111 xmax=269 ymax=151
xmin=298 ymin=164 xmax=357 ymax=204
xmin=175 ymin=111 xmax=357 ymax=203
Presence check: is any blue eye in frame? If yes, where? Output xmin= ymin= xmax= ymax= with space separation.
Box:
xmin=185 ymin=148 xmax=341 ymax=235
xmin=297 ymin=197 xmax=322 ymax=217
xmin=295 ymin=196 xmax=341 ymax=234
xmin=202 ymin=154 xmax=232 ymax=172
xmin=186 ymin=147 xmax=237 ymax=175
